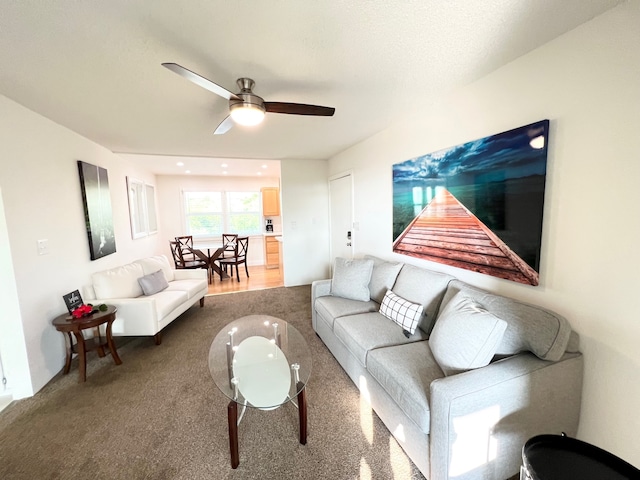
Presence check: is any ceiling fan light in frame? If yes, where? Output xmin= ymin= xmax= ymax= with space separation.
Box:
xmin=230 ymin=103 xmax=265 ymax=126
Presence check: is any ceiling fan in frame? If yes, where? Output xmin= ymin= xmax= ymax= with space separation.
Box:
xmin=162 ymin=63 xmax=336 ymax=135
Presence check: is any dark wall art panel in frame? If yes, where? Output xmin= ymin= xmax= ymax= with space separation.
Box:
xmin=392 ymin=120 xmax=549 ymax=286
xmin=77 ymin=161 xmax=116 ymax=260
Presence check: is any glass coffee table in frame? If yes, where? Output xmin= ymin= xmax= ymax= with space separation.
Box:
xmin=208 ymin=315 xmax=312 ymax=468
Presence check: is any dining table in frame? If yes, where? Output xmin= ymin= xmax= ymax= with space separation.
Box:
xmin=191 ymin=243 xmax=231 ymax=282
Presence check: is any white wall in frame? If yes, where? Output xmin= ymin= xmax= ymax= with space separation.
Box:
xmin=280 ymin=159 xmax=330 ymax=286
xmin=328 ymin=2 xmax=640 ymax=466
xmin=154 ymin=174 xmax=280 ymax=266
xmin=0 ymin=95 xmax=163 ymax=397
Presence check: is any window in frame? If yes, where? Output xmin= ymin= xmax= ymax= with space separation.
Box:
xmin=183 ymin=191 xmax=261 ymax=237
xmin=127 ymin=177 xmax=158 ymax=239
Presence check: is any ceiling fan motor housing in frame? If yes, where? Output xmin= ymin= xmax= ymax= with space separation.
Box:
xmin=229 ymin=78 xmax=266 ymax=125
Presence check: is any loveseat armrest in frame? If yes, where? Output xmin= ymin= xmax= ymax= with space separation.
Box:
xmin=429 ymin=352 xmax=583 ymax=480
xmin=173 ymin=268 xmax=208 ymax=281
xmin=311 ymin=279 xmax=331 ymax=329
xmin=92 ymin=297 xmax=159 ymax=336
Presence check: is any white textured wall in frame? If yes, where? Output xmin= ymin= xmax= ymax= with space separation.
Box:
xmin=280 ymin=159 xmax=330 ymax=286
xmin=0 ymin=96 xmax=162 ymax=397
xmin=329 ymin=2 xmax=640 ymax=466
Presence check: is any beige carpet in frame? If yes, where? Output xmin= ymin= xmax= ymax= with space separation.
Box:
xmin=0 ymin=286 xmax=425 ymax=480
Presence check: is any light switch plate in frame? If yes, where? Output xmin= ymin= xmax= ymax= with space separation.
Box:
xmin=37 ymin=239 xmax=49 ymax=255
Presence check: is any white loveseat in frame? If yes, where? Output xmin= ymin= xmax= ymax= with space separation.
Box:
xmin=83 ymin=255 xmax=208 ymax=344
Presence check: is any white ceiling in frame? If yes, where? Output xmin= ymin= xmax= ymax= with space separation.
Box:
xmin=0 ymin=0 xmax=623 ymax=176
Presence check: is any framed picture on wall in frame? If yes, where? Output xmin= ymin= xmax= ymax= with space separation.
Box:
xmin=77 ymin=161 xmax=117 ymax=260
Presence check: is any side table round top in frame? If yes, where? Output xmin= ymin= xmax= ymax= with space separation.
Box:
xmin=52 ymin=305 xmax=117 ymax=331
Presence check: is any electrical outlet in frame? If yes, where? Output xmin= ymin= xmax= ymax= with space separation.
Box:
xmin=37 ymin=239 xmax=49 ymax=255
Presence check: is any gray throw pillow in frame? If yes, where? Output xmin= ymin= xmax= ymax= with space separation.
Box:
xmin=331 ymin=257 xmax=374 ymax=302
xmin=137 ymin=269 xmax=169 ymax=296
xmin=429 ymin=292 xmax=507 ymax=376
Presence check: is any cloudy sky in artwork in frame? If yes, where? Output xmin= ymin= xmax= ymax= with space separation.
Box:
xmin=393 ymin=120 xmax=549 ymax=182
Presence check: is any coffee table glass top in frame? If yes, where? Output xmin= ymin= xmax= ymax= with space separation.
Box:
xmin=208 ymin=315 xmax=312 ymax=410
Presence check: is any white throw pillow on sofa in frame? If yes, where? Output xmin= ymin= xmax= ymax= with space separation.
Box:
xmin=379 ymin=289 xmax=424 ymax=335
xmin=331 ymin=257 xmax=374 ymax=302
xmin=429 ymin=293 xmax=507 ymax=376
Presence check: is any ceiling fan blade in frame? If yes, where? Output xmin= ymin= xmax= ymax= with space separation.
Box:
xmin=162 ymin=63 xmax=239 ymax=101
xmin=264 ymin=102 xmax=335 ymax=116
xmin=214 ymin=115 xmax=234 ymax=135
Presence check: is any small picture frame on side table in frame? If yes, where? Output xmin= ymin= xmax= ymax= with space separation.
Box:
xmin=63 ymin=290 xmax=84 ymax=314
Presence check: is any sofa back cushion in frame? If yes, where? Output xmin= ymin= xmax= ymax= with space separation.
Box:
xmin=364 ymin=255 xmax=403 ymax=304
xmin=92 ymin=262 xmax=144 ymax=299
xmin=135 ymin=255 xmax=175 ymax=282
xmin=439 ymin=280 xmax=573 ymax=361
xmin=391 ymin=264 xmax=454 ymax=334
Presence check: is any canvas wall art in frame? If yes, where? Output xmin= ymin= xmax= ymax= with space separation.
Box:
xmin=392 ymin=120 xmax=549 ymax=286
xmin=77 ymin=160 xmax=116 ymax=260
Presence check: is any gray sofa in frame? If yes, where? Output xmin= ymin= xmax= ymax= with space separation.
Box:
xmin=311 ymin=255 xmax=583 ymax=480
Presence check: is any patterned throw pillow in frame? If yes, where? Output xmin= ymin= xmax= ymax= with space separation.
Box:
xmin=379 ymin=289 xmax=424 ymax=335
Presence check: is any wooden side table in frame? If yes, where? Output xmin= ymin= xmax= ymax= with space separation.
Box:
xmin=52 ymin=305 xmax=122 ymax=382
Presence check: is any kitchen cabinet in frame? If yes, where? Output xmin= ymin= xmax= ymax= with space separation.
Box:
xmin=261 ymin=187 xmax=280 ymax=216
xmin=264 ymin=236 xmax=280 ymax=269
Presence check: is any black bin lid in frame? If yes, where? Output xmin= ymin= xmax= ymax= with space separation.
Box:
xmin=523 ymin=434 xmax=639 ymax=480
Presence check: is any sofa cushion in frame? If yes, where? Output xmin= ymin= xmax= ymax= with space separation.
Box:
xmin=135 ymin=255 xmax=175 ymax=282
xmin=367 ymin=341 xmax=444 ymax=434
xmin=440 ymin=280 xmax=572 ymax=361
xmin=379 ymin=289 xmax=424 ymax=335
xmin=331 ymin=257 xmax=374 ymax=302
xmin=334 ymin=312 xmax=428 ymax=366
xmin=92 ymin=262 xmax=144 ymax=299
xmin=165 ymin=278 xmax=207 ymax=300
xmin=138 ymin=270 xmax=169 ymax=296
xmin=152 ymin=291 xmax=189 ymax=319
xmin=429 ymin=293 xmax=507 ymax=376
xmin=315 ymin=296 xmax=379 ymax=330
xmin=365 ymin=255 xmax=403 ymax=304
xmin=391 ymin=264 xmax=454 ymax=335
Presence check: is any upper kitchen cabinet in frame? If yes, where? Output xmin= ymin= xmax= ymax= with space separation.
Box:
xmin=261 ymin=187 xmax=280 ymax=216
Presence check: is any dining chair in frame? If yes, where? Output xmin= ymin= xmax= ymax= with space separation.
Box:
xmin=217 ymin=236 xmax=249 ymax=282
xmin=175 ymin=236 xmax=196 ymax=262
xmin=220 ymin=233 xmax=238 ymax=259
xmin=169 ymin=241 xmax=208 ymax=272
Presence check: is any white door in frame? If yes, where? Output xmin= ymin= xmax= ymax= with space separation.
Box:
xmin=329 ymin=173 xmax=353 ymax=269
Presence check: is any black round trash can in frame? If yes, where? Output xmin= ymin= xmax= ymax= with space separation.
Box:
xmin=522 ymin=434 xmax=640 ymax=480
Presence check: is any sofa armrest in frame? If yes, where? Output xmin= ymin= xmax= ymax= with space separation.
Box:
xmin=429 ymin=352 xmax=583 ymax=480
xmin=93 ymin=297 xmax=159 ymax=336
xmin=311 ymin=279 xmax=331 ymax=329
xmin=173 ymin=268 xmax=208 ymax=281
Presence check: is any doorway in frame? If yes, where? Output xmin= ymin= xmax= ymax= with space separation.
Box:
xmin=329 ymin=172 xmax=354 ymax=270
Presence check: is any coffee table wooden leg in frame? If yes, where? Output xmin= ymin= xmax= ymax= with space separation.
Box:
xmin=228 ymin=401 xmax=239 ymax=468
xmin=73 ymin=332 xmax=87 ymax=383
xmin=297 ymin=382 xmax=307 ymax=445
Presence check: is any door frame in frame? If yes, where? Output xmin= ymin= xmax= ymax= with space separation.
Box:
xmin=328 ymin=170 xmax=354 ymax=272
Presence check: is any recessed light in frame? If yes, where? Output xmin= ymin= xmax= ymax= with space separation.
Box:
xmin=185 ymin=170 xmax=191 ymax=174
xmin=257 ymin=172 xmax=262 ymax=176
xmin=262 ymin=164 xmax=267 ymax=169
xmin=177 ymin=162 xmax=184 ymax=166
xmin=223 ymin=171 xmax=228 ymax=175
xmin=221 ymin=163 xmax=228 ymax=168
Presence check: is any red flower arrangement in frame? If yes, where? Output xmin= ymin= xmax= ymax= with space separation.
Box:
xmin=71 ymin=304 xmax=95 ymax=319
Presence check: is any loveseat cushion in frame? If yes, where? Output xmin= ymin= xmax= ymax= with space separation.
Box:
xmin=135 ymin=255 xmax=175 ymax=282
xmin=92 ymin=262 xmax=144 ymax=299
xmin=331 ymin=257 xmax=374 ymax=302
xmin=367 ymin=341 xmax=444 ymax=434
xmin=315 ymin=296 xmax=379 ymax=330
xmin=365 ymin=255 xmax=403 ymax=304
xmin=440 ymin=280 xmax=572 ymax=361
xmin=334 ymin=312 xmax=428 ymax=366
xmin=429 ymin=292 xmax=507 ymax=376
xmin=391 ymin=264 xmax=454 ymax=335
xmin=153 ymin=290 xmax=189 ymax=319
xmin=166 ymin=278 xmax=207 ymax=300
